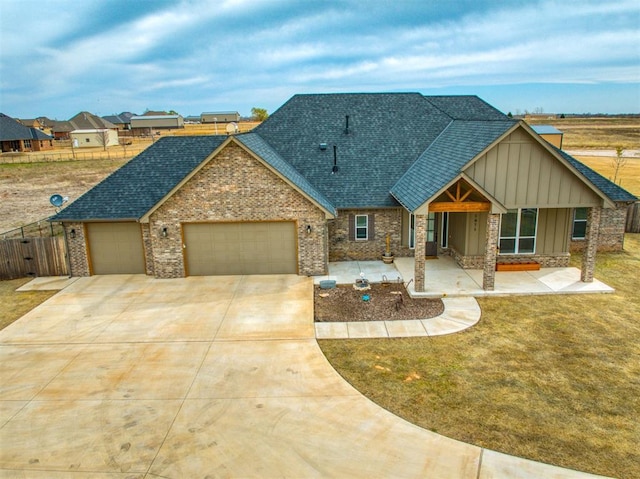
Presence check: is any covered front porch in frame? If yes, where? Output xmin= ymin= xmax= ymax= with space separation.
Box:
xmin=406 ymin=177 xmax=604 ymax=293
xmin=313 ymin=256 xmax=613 ymax=298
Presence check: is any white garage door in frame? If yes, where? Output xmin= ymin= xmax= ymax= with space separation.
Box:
xmin=183 ymin=222 xmax=297 ymax=275
xmin=87 ymin=223 xmax=145 ymax=274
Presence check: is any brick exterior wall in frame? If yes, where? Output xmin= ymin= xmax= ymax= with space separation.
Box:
xmin=414 ymin=214 xmax=427 ymax=292
xmin=482 ymin=213 xmax=500 ymax=290
xmin=571 ymin=203 xmax=629 ymax=252
xmin=141 ymin=223 xmax=154 ymax=276
xmin=328 ymin=208 xmax=412 ymax=261
xmin=148 ymin=143 xmax=328 ymax=278
xmin=63 ymin=222 xmax=90 ymax=276
xmin=581 ymin=206 xmax=601 ymax=282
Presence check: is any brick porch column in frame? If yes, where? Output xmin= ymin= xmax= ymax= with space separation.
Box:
xmin=414 ymin=214 xmax=427 ymax=292
xmin=581 ymin=206 xmax=601 ymax=282
xmin=483 ymin=213 xmax=500 ymax=290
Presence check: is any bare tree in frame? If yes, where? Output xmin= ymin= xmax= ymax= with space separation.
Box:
xmin=96 ymin=129 xmax=110 ymax=151
xmin=611 ymin=146 xmax=627 ymax=184
xmin=120 ymin=138 xmax=129 ymax=157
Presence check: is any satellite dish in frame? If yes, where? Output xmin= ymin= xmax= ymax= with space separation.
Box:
xmin=50 ymin=194 xmax=68 ymax=208
xmin=226 ymin=122 xmax=239 ymax=134
xmin=50 ymin=194 xmax=64 ymax=207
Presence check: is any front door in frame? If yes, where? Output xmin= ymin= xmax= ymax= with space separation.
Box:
xmin=425 ymin=212 xmax=438 ymax=257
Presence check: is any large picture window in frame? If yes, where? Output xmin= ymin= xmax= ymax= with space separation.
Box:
xmin=499 ymin=208 xmax=538 ymax=254
xmin=572 ymin=208 xmax=587 ymax=240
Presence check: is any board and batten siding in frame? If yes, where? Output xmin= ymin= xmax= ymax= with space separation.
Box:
xmin=449 ymin=209 xmax=569 ymax=256
xmin=535 ymin=208 xmax=571 ymax=254
xmin=464 ymin=127 xmax=601 ymax=209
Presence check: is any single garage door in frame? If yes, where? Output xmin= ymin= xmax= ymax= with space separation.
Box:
xmin=87 ymin=223 xmax=145 ymax=274
xmin=184 ymin=222 xmax=297 ymax=275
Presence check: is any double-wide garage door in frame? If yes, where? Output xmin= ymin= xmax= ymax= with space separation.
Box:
xmin=87 ymin=223 xmax=145 ymax=275
xmin=184 ymin=222 xmax=297 ymax=275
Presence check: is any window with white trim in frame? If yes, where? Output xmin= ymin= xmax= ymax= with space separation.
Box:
xmin=499 ymin=208 xmax=538 ymax=254
xmin=572 ymin=208 xmax=587 ymax=240
xmin=355 ymin=214 xmax=368 ymax=240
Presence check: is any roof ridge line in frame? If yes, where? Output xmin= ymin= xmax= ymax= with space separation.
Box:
xmin=390 ymin=119 xmax=456 ymax=199
xmin=422 ymin=97 xmax=454 ymax=120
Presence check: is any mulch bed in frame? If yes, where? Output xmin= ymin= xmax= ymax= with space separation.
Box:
xmin=314 ymin=282 xmax=444 ymax=322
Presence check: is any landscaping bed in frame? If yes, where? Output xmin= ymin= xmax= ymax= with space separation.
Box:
xmin=314 ymin=282 xmax=444 ymax=322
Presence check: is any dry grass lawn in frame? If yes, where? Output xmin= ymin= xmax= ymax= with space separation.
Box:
xmin=0 ymin=277 xmax=57 ymax=330
xmin=576 ymin=155 xmax=640 ymax=197
xmin=320 ymin=234 xmax=640 ymax=479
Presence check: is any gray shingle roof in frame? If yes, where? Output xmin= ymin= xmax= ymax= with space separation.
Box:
xmin=254 ymin=93 xmax=453 ymax=208
xmin=0 ymin=113 xmax=54 ymax=141
xmin=555 ymin=148 xmax=637 ymax=203
xmin=390 ymin=120 xmax=516 ymax=211
xmin=102 ymin=114 xmax=131 ymax=125
xmin=424 ymin=96 xmax=510 ymax=120
xmin=52 ymin=136 xmax=227 ymax=221
xmin=49 ymin=94 xmax=634 ymax=224
xmin=235 ymin=133 xmax=336 ymax=216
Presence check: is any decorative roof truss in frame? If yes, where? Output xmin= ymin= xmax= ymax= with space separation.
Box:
xmin=429 ymin=179 xmax=491 ymax=212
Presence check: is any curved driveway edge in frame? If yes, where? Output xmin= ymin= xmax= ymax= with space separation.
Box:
xmin=1 ymin=275 xmax=610 ymax=478
xmin=315 ymin=296 xmax=481 ymax=339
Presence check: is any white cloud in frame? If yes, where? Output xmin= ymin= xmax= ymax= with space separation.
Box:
xmin=1 ymin=0 xmax=638 ymax=117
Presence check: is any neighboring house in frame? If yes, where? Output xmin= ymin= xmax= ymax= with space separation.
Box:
xmin=0 ymin=113 xmax=54 ymax=152
xmin=102 ymin=113 xmax=135 ymax=130
xmin=18 ymin=117 xmax=51 ymax=130
xmin=51 ymin=112 xmax=118 ymax=140
xmin=531 ymin=125 xmax=563 ymax=148
xmin=130 ymin=115 xmax=184 ymax=132
xmin=70 ymin=129 xmax=119 ymax=148
xmin=201 ymin=111 xmax=241 ymax=123
xmin=49 ymin=120 xmax=75 ymax=140
xmin=51 ymin=93 xmax=636 ymax=292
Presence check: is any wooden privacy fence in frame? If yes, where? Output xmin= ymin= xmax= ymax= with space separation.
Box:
xmin=0 ymin=237 xmax=68 ymax=280
xmin=627 ymin=202 xmax=640 ymax=233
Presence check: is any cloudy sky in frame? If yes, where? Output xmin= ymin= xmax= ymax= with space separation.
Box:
xmin=1 ymin=0 xmax=638 ymax=120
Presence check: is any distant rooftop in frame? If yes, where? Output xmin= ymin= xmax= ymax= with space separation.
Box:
xmin=202 ymin=111 xmax=239 ymax=115
xmin=532 ymin=125 xmax=563 ymax=135
xmin=131 ymin=115 xmax=181 ymax=120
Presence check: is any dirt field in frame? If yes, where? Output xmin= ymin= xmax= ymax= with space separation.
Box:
xmin=526 ymin=116 xmax=640 ymax=150
xmin=0 ymin=159 xmax=128 ymax=232
xmin=0 ymin=123 xmax=260 ymax=232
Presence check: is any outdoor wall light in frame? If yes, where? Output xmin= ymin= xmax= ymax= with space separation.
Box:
xmin=161 ymin=227 xmax=168 ymax=238
xmin=70 ymin=229 xmax=76 ymax=239
xmin=306 ymin=225 xmax=312 ymax=234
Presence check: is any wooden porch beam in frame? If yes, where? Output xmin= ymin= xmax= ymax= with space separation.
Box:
xmin=429 ymin=202 xmax=491 ymax=212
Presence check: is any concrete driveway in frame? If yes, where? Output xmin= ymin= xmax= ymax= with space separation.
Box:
xmin=0 ymin=275 xmax=605 ymax=478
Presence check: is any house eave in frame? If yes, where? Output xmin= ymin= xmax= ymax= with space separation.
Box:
xmin=51 ymin=217 xmax=140 ymax=223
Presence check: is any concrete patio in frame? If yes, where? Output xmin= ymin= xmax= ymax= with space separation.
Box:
xmin=313 ymin=256 xmax=614 ymax=298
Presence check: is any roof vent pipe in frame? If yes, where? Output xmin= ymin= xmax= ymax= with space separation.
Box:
xmin=344 ymin=115 xmax=350 ymax=134
xmin=332 ymin=145 xmax=338 ymax=174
